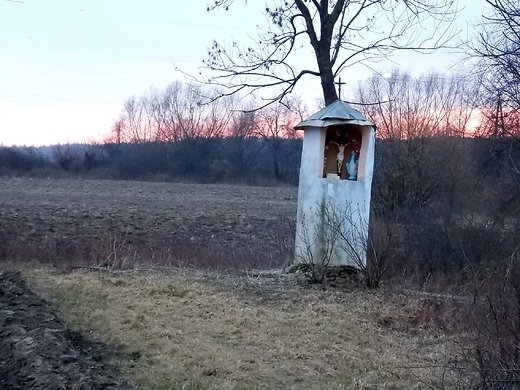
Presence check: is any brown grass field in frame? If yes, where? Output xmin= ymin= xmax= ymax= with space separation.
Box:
xmin=0 ymin=178 xmax=473 ymax=389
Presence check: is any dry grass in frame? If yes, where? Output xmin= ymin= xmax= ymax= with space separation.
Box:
xmin=17 ymin=265 xmax=471 ymax=390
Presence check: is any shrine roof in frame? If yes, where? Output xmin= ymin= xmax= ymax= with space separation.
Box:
xmin=295 ymin=99 xmax=374 ymax=129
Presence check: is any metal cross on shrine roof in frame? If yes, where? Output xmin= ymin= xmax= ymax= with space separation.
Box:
xmin=334 ymin=77 xmax=346 ymax=99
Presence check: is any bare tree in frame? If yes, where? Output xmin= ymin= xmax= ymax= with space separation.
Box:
xmin=200 ymin=0 xmax=458 ymax=106
xmin=355 ymin=70 xmax=475 ymax=139
xmin=472 ymin=0 xmax=520 ymax=108
xmin=201 ymin=88 xmax=238 ymax=140
xmin=116 ymin=96 xmax=157 ymax=144
xmin=225 ymin=105 xmax=263 ymax=179
xmin=254 ymin=96 xmax=307 ymax=182
xmin=471 ymin=0 xmax=520 ymax=190
xmin=158 ymin=81 xmax=185 ymax=142
xmin=354 ymin=70 xmax=475 ymax=212
xmin=141 ymin=86 xmax=167 ymax=143
xmin=108 ymin=118 xmax=125 ymax=146
xmin=111 ymin=82 xmax=241 ymax=144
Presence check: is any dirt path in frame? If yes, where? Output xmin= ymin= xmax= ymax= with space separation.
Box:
xmin=0 ymin=268 xmax=133 ymax=389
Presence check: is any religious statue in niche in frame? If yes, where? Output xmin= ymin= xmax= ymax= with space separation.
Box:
xmin=324 ymin=128 xmax=361 ymax=180
xmin=346 ymin=140 xmax=361 ymax=180
xmin=333 ymin=142 xmax=347 ymax=176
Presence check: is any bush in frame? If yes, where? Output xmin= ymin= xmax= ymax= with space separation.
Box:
xmin=466 ymin=253 xmax=520 ymax=389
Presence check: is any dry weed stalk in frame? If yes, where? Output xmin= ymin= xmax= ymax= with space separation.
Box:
xmin=470 ymin=249 xmax=520 ymax=389
xmin=293 ymin=201 xmax=396 ymax=287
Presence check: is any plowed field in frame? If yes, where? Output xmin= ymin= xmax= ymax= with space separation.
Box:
xmin=0 ymin=178 xmax=298 ymax=269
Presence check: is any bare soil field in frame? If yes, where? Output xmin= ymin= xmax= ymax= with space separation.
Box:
xmin=0 ymin=178 xmax=473 ymax=389
xmin=0 ymin=177 xmax=297 ymax=269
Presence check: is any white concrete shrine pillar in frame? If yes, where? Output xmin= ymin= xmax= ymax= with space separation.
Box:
xmin=294 ymin=100 xmax=375 ymax=267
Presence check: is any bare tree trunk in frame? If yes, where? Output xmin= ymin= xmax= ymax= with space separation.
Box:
xmin=319 ymin=59 xmax=338 ymax=105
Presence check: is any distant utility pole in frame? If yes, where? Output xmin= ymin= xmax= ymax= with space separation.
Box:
xmin=335 ymin=77 xmax=346 ymax=100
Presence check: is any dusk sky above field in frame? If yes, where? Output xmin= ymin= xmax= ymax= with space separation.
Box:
xmin=1 ymin=0 xmax=485 ymax=147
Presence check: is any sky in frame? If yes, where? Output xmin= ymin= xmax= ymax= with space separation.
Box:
xmin=0 ymin=0 xmax=486 ymax=147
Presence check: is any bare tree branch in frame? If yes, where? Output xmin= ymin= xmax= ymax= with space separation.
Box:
xmin=196 ymin=0 xmax=459 ymax=108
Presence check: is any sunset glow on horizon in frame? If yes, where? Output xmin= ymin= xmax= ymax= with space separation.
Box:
xmin=0 ymin=100 xmax=120 ymax=147
xmin=0 ymin=0 xmax=486 ymax=147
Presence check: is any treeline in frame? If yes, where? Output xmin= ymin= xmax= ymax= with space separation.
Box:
xmin=0 ymin=138 xmax=301 ymax=185
xmin=0 ymin=82 xmax=311 ymax=184
xmin=0 ymin=83 xmax=300 ymax=183
xmin=102 ymin=81 xmax=306 ymax=184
